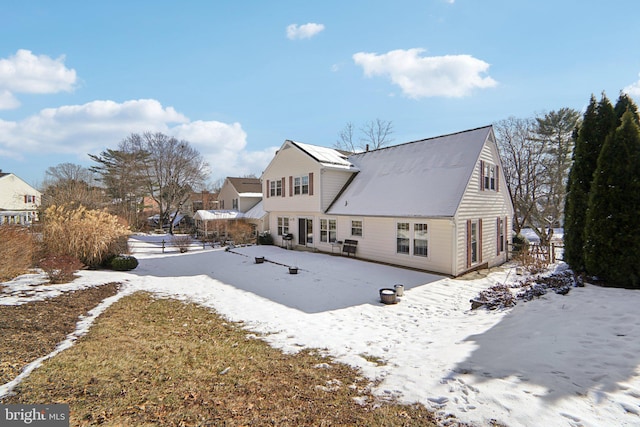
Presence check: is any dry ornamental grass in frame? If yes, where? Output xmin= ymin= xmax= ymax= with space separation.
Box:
xmin=3 ymin=291 xmax=438 ymax=426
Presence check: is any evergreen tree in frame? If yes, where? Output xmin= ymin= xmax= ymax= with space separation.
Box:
xmin=533 ymin=107 xmax=580 ymax=245
xmin=563 ymin=94 xmax=616 ymax=272
xmin=584 ymin=111 xmax=640 ymax=287
xmin=614 ymin=92 xmax=640 ymax=125
xmin=564 ymin=96 xmax=597 ymax=270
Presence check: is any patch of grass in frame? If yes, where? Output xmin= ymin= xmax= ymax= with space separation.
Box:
xmin=5 ymin=292 xmax=437 ymax=426
xmin=0 ymin=283 xmax=120 ymax=386
xmin=360 ymin=353 xmax=387 ymax=366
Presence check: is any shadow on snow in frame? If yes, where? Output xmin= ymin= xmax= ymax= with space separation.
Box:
xmin=127 ymin=235 xmax=442 ymax=314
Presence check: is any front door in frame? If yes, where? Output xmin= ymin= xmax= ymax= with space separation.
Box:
xmin=298 ymin=218 xmax=313 ymax=246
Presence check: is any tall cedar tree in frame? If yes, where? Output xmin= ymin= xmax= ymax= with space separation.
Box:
xmin=563 ymin=94 xmax=616 ymax=272
xmin=614 ymin=93 xmax=640 ymax=125
xmin=584 ymin=111 xmax=640 ymax=287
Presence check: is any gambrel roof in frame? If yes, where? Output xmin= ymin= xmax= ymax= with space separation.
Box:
xmin=326 ymin=126 xmax=494 ymax=218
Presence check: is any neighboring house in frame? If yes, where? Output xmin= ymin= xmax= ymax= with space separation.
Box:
xmin=194 ymin=177 xmax=268 ymax=239
xmin=261 ymin=125 xmax=514 ymax=276
xmin=185 ymin=190 xmax=219 ymax=215
xmin=217 ymin=177 xmax=262 ymax=211
xmin=0 ymin=171 xmax=41 ymax=225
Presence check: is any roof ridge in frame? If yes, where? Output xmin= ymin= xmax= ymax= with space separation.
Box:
xmin=352 ymin=125 xmax=493 ymax=155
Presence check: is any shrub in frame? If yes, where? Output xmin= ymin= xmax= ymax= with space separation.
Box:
xmin=512 ymin=233 xmax=529 ymax=254
xmin=172 ymin=235 xmax=193 ymax=253
xmin=258 ymin=232 xmax=274 ymax=245
xmin=470 ymin=284 xmax=516 ymax=310
xmin=227 ymin=220 xmax=255 ymax=245
xmin=0 ymin=225 xmax=39 ymax=281
xmin=42 ymin=205 xmax=131 ymax=268
xmin=39 ymin=255 xmax=84 ymax=284
xmin=110 ymin=255 xmax=139 ymax=271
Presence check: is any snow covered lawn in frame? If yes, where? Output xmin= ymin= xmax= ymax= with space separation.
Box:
xmin=2 ymin=233 xmax=640 ymax=426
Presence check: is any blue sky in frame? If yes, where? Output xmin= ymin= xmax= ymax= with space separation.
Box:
xmin=2 ymin=0 xmax=640 ymax=188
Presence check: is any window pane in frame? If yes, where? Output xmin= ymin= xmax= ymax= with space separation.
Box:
xmin=471 ymin=222 xmax=477 ymax=263
xmin=397 ymin=238 xmax=410 ymax=254
xmin=294 ymin=177 xmax=301 ymax=195
xmin=414 ymin=239 xmax=428 ymax=257
xmin=351 ymin=220 xmax=362 ymax=236
xmin=397 ymin=222 xmax=410 ymax=254
xmin=329 ymin=219 xmax=337 ymax=243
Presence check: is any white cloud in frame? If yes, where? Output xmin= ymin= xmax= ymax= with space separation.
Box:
xmin=0 ymin=89 xmax=20 ymax=110
xmin=286 ymin=23 xmax=325 ymax=40
xmin=623 ymin=73 xmax=640 ymax=98
xmin=0 ymin=49 xmax=77 ymax=109
xmin=353 ymin=48 xmax=497 ymax=98
xmin=0 ymin=98 xmax=275 ymax=182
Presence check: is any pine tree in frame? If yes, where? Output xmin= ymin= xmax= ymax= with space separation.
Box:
xmin=563 ymin=94 xmax=616 ymax=272
xmin=614 ymin=92 xmax=640 ymax=125
xmin=584 ymin=111 xmax=640 ymax=287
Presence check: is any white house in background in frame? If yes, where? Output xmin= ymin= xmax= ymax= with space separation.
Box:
xmin=194 ymin=177 xmax=269 ymax=239
xmin=217 ymin=177 xmax=262 ymax=211
xmin=261 ymin=125 xmax=514 ymax=276
xmin=0 ymin=172 xmax=41 ymax=225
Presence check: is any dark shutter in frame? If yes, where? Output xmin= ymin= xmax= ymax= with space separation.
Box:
xmin=281 ymin=177 xmax=285 ymax=197
xmin=466 ymin=219 xmax=472 ymax=268
xmin=478 ymin=219 xmax=483 ymax=263
xmin=266 ymin=180 xmax=270 ymax=198
xmin=309 ymin=172 xmax=314 ymax=196
xmin=496 ymin=217 xmax=501 ymax=256
xmin=289 ymin=176 xmax=293 ymax=197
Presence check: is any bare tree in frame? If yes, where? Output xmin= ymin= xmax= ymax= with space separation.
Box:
xmin=335 ymin=121 xmax=357 ymax=152
xmin=133 ymin=132 xmax=209 ymax=234
xmin=44 ymin=162 xmax=97 ymax=186
xmin=335 ymin=119 xmax=394 ymax=152
xmin=42 ymin=163 xmax=105 ymax=210
xmin=495 ymin=109 xmax=580 ymax=245
xmin=360 ymin=118 xmax=394 ymax=150
xmin=494 ymin=117 xmax=544 ymax=235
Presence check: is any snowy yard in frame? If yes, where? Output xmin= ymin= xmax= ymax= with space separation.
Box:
xmin=2 ymin=233 xmax=640 ymax=427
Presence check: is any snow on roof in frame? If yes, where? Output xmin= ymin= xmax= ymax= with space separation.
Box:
xmin=289 ymin=140 xmax=356 ymax=171
xmin=327 ymin=126 xmax=493 ymax=218
xmin=243 ymin=200 xmax=267 ymax=219
xmin=239 ymin=192 xmax=263 ymax=198
xmin=194 ymin=210 xmax=244 ymax=220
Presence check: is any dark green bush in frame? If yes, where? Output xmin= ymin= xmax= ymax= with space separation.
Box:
xmin=258 ymin=232 xmax=274 ymax=245
xmin=110 ymin=255 xmax=139 ymax=271
xmin=512 ymin=233 xmax=529 ymax=254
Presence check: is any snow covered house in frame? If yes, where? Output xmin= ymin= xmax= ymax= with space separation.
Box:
xmin=0 ymin=171 xmax=41 ymax=225
xmin=194 ymin=177 xmax=268 ymax=239
xmin=261 ymin=125 xmax=514 ymax=276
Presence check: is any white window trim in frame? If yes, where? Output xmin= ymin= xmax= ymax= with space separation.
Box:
xmin=351 ymin=219 xmax=363 ymax=237
xmin=397 ymin=222 xmax=429 ymax=257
